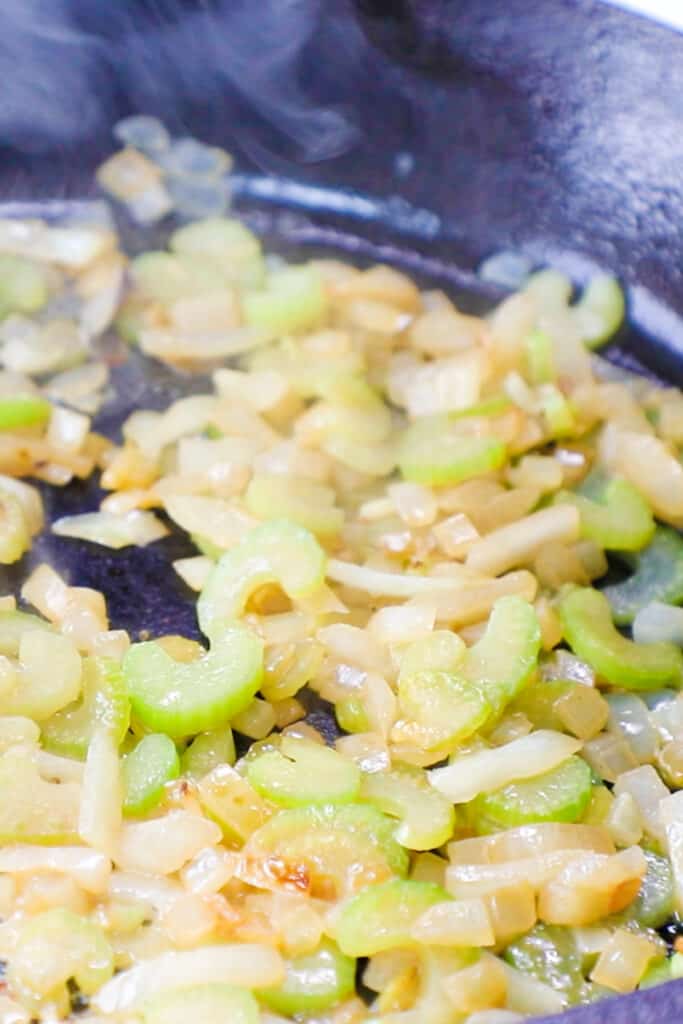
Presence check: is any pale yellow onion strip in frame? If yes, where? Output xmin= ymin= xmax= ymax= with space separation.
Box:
xmin=410 ymin=897 xmax=495 ymax=947
xmin=409 ymin=570 xmax=537 ymax=627
xmin=0 ymin=846 xmax=110 ymax=894
xmin=537 ymin=847 xmax=646 ymax=926
xmin=447 ymin=823 xmax=615 ymax=867
xmin=112 ymin=811 xmax=222 ymax=875
xmin=79 ymin=729 xmax=122 ymax=855
xmin=428 ymin=731 xmax=581 ymax=803
xmin=0 ymin=475 xmax=43 ymax=536
xmin=590 ymin=928 xmax=662 ymax=994
xmin=108 ymin=870 xmax=184 ymax=914
xmin=442 ymin=955 xmax=509 ymax=1016
xmin=465 ymin=505 xmax=580 ymax=577
xmin=52 ymin=510 xmax=169 ymax=549
xmin=503 ymin=963 xmax=566 ymax=1016
xmin=139 ymin=326 xmax=273 ymax=363
xmin=0 ymin=995 xmax=30 ymax=1024
xmin=173 ymin=556 xmax=213 ymax=592
xmin=659 ymin=790 xmax=683 ymax=914
xmin=164 ymin=495 xmax=257 ymax=549
xmin=602 ymin=424 xmax=683 ymax=523
xmin=93 ymin=944 xmax=285 ymax=1013
xmin=446 ymin=851 xmax=596 ymax=898
xmin=326 ymin=558 xmax=481 ymax=598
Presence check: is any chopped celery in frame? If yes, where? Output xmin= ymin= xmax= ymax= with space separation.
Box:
xmin=398 ymin=415 xmax=506 ymax=486
xmin=170 ymin=216 xmax=264 ymax=287
xmin=611 ymin=849 xmax=674 ymax=930
xmin=124 ymin=625 xmax=263 ymax=739
xmin=197 ymin=763 xmax=271 ymax=845
xmin=463 ymin=595 xmax=542 ymax=716
xmin=130 ymin=250 xmax=229 ymax=302
xmin=245 ymin=474 xmax=344 ymax=537
xmin=2 ymin=631 xmax=81 ymax=720
xmin=123 ymin=734 xmax=180 ymax=816
xmin=335 ymin=696 xmax=371 ymax=734
xmin=504 ymin=924 xmax=590 ymax=1004
xmin=468 ymin=755 xmax=592 ymax=834
xmin=247 ymin=735 xmax=360 ymax=807
xmin=0 ymin=610 xmax=53 ymax=656
xmin=0 ymin=750 xmax=80 ymax=843
xmin=9 ymin=909 xmax=113 ymax=999
xmin=556 ymin=477 xmax=654 ymax=552
xmin=197 ymin=520 xmax=325 ymax=639
xmin=511 ymin=679 xmax=608 ymax=738
xmin=398 ymin=631 xmax=466 ymax=679
xmin=540 ymin=385 xmax=575 ymax=438
xmin=180 ymin=728 xmax=236 ymax=779
xmin=525 ymin=330 xmax=555 ymax=384
xmin=361 ymin=763 xmax=455 ymax=850
xmin=245 ymin=803 xmax=409 ymax=897
xmin=575 ymin=275 xmax=625 ymax=349
xmin=257 ymin=939 xmax=355 ymax=1015
xmin=604 ymin=527 xmax=683 ymax=624
xmin=559 ymin=587 xmax=683 ymax=689
xmin=0 ymin=254 xmax=48 ymax=319
xmin=244 ymin=266 xmax=328 ymax=334
xmin=42 ymin=657 xmax=130 ymax=759
xmin=0 ymin=394 xmax=51 ymax=431
xmin=0 ymin=490 xmax=29 ymax=564
xmin=398 ymin=671 xmax=492 ymax=750
xmin=143 ymin=984 xmax=259 ymax=1024
xmin=639 ymin=959 xmax=672 ymax=990
xmin=335 ymin=878 xmax=450 ymax=957
xmin=525 ymin=268 xmax=573 ymax=308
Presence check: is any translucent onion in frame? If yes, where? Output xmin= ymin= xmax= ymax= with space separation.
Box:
xmin=633 ymin=601 xmax=683 ymax=645
xmin=590 ymin=928 xmax=661 ymax=993
xmin=411 ymin=897 xmax=495 ymax=946
xmin=606 ymin=693 xmax=659 ymax=764
xmin=613 ymin=765 xmax=670 ymax=844
xmin=327 ymin=558 xmax=479 ymax=598
xmin=0 ymin=846 xmax=110 ymax=894
xmin=502 ymin=963 xmax=565 ymax=1016
xmin=465 ymin=505 xmax=580 ymax=577
xmin=113 ymin=812 xmax=222 ymax=875
xmin=52 ymin=510 xmax=168 ymax=549
xmin=448 ymin=824 xmax=614 ymax=866
xmin=79 ymin=729 xmax=122 ymax=855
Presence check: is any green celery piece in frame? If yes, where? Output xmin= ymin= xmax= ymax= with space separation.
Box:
xmin=463 ymin=595 xmax=542 ymax=716
xmin=525 ymin=268 xmax=573 ymax=309
xmin=130 ymin=251 xmax=230 ymax=302
xmin=42 ymin=657 xmax=130 ymax=759
xmin=170 ymin=217 xmax=265 ymax=288
xmin=0 ymin=491 xmax=29 ymax=564
xmin=360 ymin=763 xmax=455 ymax=851
xmin=9 ymin=909 xmax=113 ymax=998
xmin=143 ymin=985 xmax=259 ymax=1024
xmin=540 ymin=385 xmax=575 ymax=438
xmin=525 ymin=330 xmax=556 ymax=384
xmin=511 ymin=679 xmax=594 ymax=733
xmin=197 ymin=519 xmax=325 ymax=639
xmin=244 ymin=266 xmax=328 ymax=334
xmin=124 ymin=625 xmax=263 ymax=739
xmin=604 ymin=527 xmax=683 ymax=625
xmin=245 ymin=803 xmax=409 ymax=897
xmin=558 ymin=587 xmax=683 ymax=689
xmin=0 ymin=750 xmax=80 ymax=843
xmin=398 ymin=630 xmax=466 ymax=679
xmin=247 ymin=735 xmax=360 ymax=808
xmin=610 ymin=849 xmax=674 ymax=930
xmin=398 ymin=670 xmax=492 ymax=750
xmin=0 ymin=610 xmax=53 ymax=657
xmin=257 ymin=939 xmax=355 ymax=1016
xmin=639 ymin=959 xmax=672 ymax=990
xmin=468 ymin=755 xmax=592 ymax=834
xmin=504 ymin=924 xmax=591 ymax=1005
xmin=575 ymin=275 xmax=625 ymax=350
xmin=335 ymin=696 xmax=371 ymax=734
xmin=122 ymin=734 xmax=180 ymax=816
xmin=555 ymin=478 xmax=654 ymax=553
xmin=0 ymin=254 xmax=48 ymax=319
xmin=398 ymin=414 xmax=506 ymax=486
xmin=245 ymin=474 xmax=343 ymax=537
xmin=0 ymin=395 xmax=51 ymax=431
xmin=335 ymin=879 xmax=450 ymax=957
xmin=180 ymin=728 xmax=235 ymax=779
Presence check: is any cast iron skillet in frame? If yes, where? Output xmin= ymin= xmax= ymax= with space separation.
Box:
xmin=1 ymin=1 xmax=683 ymax=1020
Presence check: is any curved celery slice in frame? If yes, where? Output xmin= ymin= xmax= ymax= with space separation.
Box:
xmin=468 ymin=755 xmax=592 ymax=834
xmin=0 ymin=610 xmax=53 ymax=657
xmin=245 ymin=803 xmax=409 ymax=897
xmin=0 ymin=750 xmax=80 ymax=843
xmin=247 ymin=735 xmax=360 ymax=808
xmin=1 ymin=632 xmax=81 ymax=721
xmin=245 ymin=474 xmax=343 ymax=537
xmin=525 ymin=329 xmax=555 ymax=384
xmin=525 ymin=268 xmax=573 ymax=309
xmin=9 ymin=909 xmax=113 ymax=999
xmin=611 ymin=849 xmax=674 ymax=930
xmin=603 ymin=527 xmax=683 ymax=625
xmin=42 ymin=657 xmax=130 ymax=759
xmin=143 ymin=984 xmax=259 ymax=1024
xmin=335 ymin=879 xmax=450 ymax=957
xmin=335 ymin=696 xmax=371 ymax=734
xmin=559 ymin=587 xmax=683 ymax=689
xmin=197 ymin=520 xmax=325 ymax=639
xmin=504 ymin=924 xmax=591 ymax=1004
xmin=244 ymin=266 xmax=327 ymax=335
xmin=258 ymin=939 xmax=355 ymax=1016
xmin=0 ymin=394 xmax=51 ymax=431
xmin=361 ymin=763 xmax=455 ymax=850
xmin=398 ymin=415 xmax=506 ymax=486
xmin=124 ymin=626 xmax=263 ymax=739
xmin=575 ymin=274 xmax=625 ymax=349
xmin=180 ymin=728 xmax=235 ymax=779
xmin=170 ymin=216 xmax=264 ymax=287
xmin=556 ymin=477 xmax=654 ymax=553
xmin=0 ymin=254 xmax=48 ymax=319
xmin=398 ymin=631 xmax=466 ymax=680
xmin=123 ymin=734 xmax=180 ymax=816
xmin=398 ymin=671 xmax=491 ymax=750
xmin=0 ymin=490 xmax=29 ymax=564
xmin=463 ymin=595 xmax=541 ymax=716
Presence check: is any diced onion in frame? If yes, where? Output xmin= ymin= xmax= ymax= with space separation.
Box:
xmin=113 ymin=812 xmax=222 ymax=875
xmin=411 ymin=897 xmax=494 ymax=946
xmin=633 ymin=601 xmax=683 ymax=645
xmin=465 ymin=505 xmax=580 ymax=577
xmin=0 ymin=846 xmax=110 ymax=893
xmin=52 ymin=510 xmax=168 ymax=548
xmin=327 ymin=558 xmax=479 ymax=598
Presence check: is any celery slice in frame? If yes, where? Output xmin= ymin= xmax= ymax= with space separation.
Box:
xmin=124 ymin=625 xmax=263 ymax=738
xmin=603 ymin=527 xmax=683 ymax=624
xmin=257 ymin=939 xmax=355 ymax=1016
xmin=180 ymin=728 xmax=235 ymax=779
xmin=525 ymin=330 xmax=555 ymax=384
xmin=463 ymin=595 xmax=542 ymax=716
xmin=9 ymin=909 xmax=113 ymax=999
xmin=0 ymin=254 xmax=48 ymax=319
xmin=0 ymin=750 xmax=80 ymax=843
xmin=611 ymin=849 xmax=674 ymax=930
xmin=468 ymin=755 xmax=592 ymax=834
xmin=247 ymin=735 xmax=360 ymax=808
xmin=398 ymin=414 xmax=506 ymax=486
xmin=143 ymin=984 xmax=259 ymax=1024
xmin=361 ymin=763 xmax=455 ymax=850
xmin=575 ymin=274 xmax=625 ymax=349
xmin=335 ymin=696 xmax=371 ymax=734
xmin=335 ymin=878 xmax=450 ymax=956
xmin=398 ymin=631 xmax=466 ymax=679
xmin=398 ymin=671 xmax=492 ymax=750
xmin=556 ymin=477 xmax=654 ymax=552
xmin=197 ymin=519 xmax=325 ymax=639
xmin=123 ymin=734 xmax=180 ymax=816
xmin=559 ymin=587 xmax=683 ymax=689
xmin=1 ymin=631 xmax=81 ymax=721
xmin=0 ymin=610 xmax=53 ymax=656
xmin=244 ymin=266 xmax=328 ymax=334
xmin=0 ymin=394 xmax=51 ymax=431
xmin=42 ymin=657 xmax=130 ymax=759
xmin=504 ymin=924 xmax=591 ymax=1004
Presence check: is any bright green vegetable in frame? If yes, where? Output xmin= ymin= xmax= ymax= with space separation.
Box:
xmin=245 ymin=474 xmax=343 ymax=537
xmin=335 ymin=879 xmax=450 ymax=957
xmin=398 ymin=631 xmax=466 ymax=679
xmin=575 ymin=274 xmax=625 ymax=349
xmin=123 ymin=734 xmax=180 ymax=816
xmin=463 ymin=595 xmax=542 ymax=716
xmin=0 ymin=254 xmax=48 ymax=319
xmin=559 ymin=587 xmax=683 ymax=689
xmin=8 ymin=909 xmax=113 ymax=998
xmin=42 ymin=657 xmax=130 ymax=759
xmin=247 ymin=735 xmax=360 ymax=808
xmin=556 ymin=477 xmax=654 ymax=552
xmin=197 ymin=520 xmax=325 ymax=640
xmin=398 ymin=670 xmax=492 ymax=750
xmin=142 ymin=984 xmax=260 ymax=1024
xmin=244 ymin=266 xmax=328 ymax=334
xmin=257 ymin=939 xmax=355 ymax=1016
xmin=0 ymin=749 xmax=80 ymax=843
xmin=504 ymin=924 xmax=592 ymax=1004
xmin=611 ymin=849 xmax=674 ymax=930
xmin=525 ymin=330 xmax=555 ymax=384
xmin=360 ymin=763 xmax=455 ymax=850
xmin=604 ymin=527 xmax=683 ymax=624
xmin=0 ymin=490 xmax=29 ymax=563
xmin=335 ymin=696 xmax=371 ymax=734
xmin=124 ymin=625 xmax=263 ymax=739
xmin=540 ymin=384 xmax=575 ymax=438
xmin=0 ymin=610 xmax=53 ymax=656
xmin=398 ymin=415 xmax=506 ymax=486
xmin=0 ymin=394 xmax=51 ymax=431
xmin=180 ymin=728 xmax=236 ymax=779
xmin=639 ymin=959 xmax=673 ymax=990
xmin=468 ymin=755 xmax=592 ymax=834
